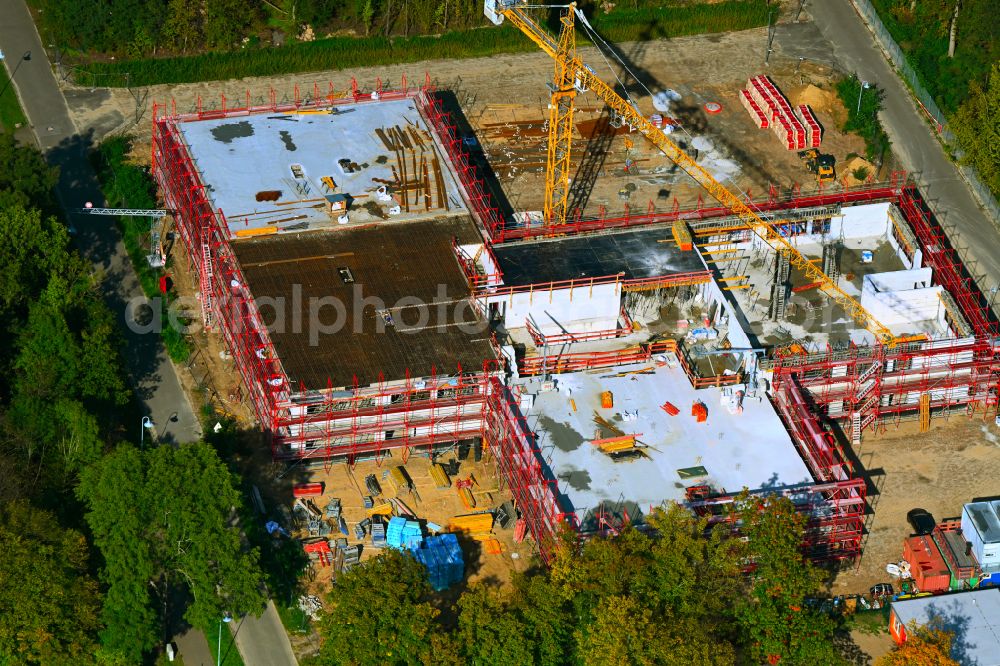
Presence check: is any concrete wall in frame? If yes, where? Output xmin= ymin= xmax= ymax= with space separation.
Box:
xmin=861 ymin=285 xmax=945 ymax=331
xmin=861 ymin=270 xmax=948 ymax=335
xmin=867 ymin=267 xmax=933 ymax=292
xmin=489 ymin=281 xmax=622 ymax=334
xmin=833 ymin=202 xmax=891 ymax=240
xmin=703 ymin=278 xmax=757 ymax=373
xmin=458 ymin=242 xmax=502 ymax=287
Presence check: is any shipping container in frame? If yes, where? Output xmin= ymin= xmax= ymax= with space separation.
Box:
xmin=903 ymin=535 xmax=951 ymax=593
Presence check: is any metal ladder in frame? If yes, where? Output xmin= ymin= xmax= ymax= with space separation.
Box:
xmin=200 ymin=242 xmax=213 ymax=328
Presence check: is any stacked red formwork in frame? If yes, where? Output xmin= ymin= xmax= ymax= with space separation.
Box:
xmin=738 ymin=89 xmax=769 ymax=128
xmin=742 ymin=75 xmax=806 ymax=150
xmin=796 ymin=104 xmax=823 ymax=148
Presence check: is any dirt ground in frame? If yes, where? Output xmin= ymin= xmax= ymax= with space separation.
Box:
xmin=834 ymin=413 xmax=1000 ymax=597
xmin=290 ymin=451 xmax=537 ymax=596
xmin=63 ymin=12 xmax=871 ymax=221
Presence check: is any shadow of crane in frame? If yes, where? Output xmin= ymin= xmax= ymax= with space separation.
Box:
xmin=566 ymin=10 xmax=662 ymax=215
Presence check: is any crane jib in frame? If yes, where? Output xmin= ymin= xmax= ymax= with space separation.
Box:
xmin=487 ymin=1 xmax=895 ymax=345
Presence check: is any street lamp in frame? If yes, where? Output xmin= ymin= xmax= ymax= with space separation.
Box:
xmin=0 ymin=51 xmax=31 ymax=101
xmin=857 ymin=80 xmax=871 ymax=114
xmin=140 ymin=416 xmax=154 ymax=449
xmin=217 ymin=612 xmax=233 ymax=666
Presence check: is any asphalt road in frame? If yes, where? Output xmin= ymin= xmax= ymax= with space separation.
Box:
xmin=794 ymin=0 xmax=1000 ymax=289
xmin=0 ymin=4 xmax=298 ymax=665
xmin=232 ymin=601 xmax=300 ymax=666
xmin=0 ymin=0 xmax=201 ymax=445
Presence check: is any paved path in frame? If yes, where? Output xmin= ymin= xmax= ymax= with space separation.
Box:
xmin=231 ymin=601 xmax=299 ymax=666
xmin=0 ymin=0 xmax=201 ymax=444
xmin=0 ymin=5 xmax=297 ymax=665
xmin=174 ymin=627 xmax=215 ymax=666
xmin=786 ymin=1 xmax=1000 ymax=291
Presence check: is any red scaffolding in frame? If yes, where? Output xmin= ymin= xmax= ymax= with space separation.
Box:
xmin=153 ymin=82 xmax=1000 ymax=566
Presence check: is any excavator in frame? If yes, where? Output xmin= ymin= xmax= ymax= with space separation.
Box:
xmin=483 ymin=0 xmax=896 ymax=346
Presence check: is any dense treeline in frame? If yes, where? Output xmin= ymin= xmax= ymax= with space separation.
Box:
xmin=316 ymin=499 xmax=850 ymax=666
xmin=31 ymin=0 xmax=771 ymax=60
xmin=871 ymin=1 xmax=999 ymax=199
xmin=68 ymin=1 xmax=772 ymax=87
xmin=0 ymin=135 xmax=267 ymax=664
xmin=872 ymin=0 xmax=997 ymax=116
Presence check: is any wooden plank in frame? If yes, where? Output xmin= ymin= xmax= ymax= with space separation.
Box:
xmin=234 ymin=226 xmax=279 ymax=238
xmin=421 ymin=156 xmax=431 ymax=211
xmin=716 ymin=275 xmax=749 ymax=282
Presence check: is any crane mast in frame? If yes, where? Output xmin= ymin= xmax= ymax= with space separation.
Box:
xmin=484 ymin=0 xmax=895 ymax=346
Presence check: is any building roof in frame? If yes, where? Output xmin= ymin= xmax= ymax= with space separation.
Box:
xmin=492 ymin=226 xmax=708 ymax=287
xmin=516 ymin=359 xmax=813 ymax=530
xmin=965 ymin=501 xmax=1000 ymax=544
xmin=176 ymin=97 xmax=466 ymax=234
xmin=232 ymin=217 xmax=495 ymax=389
xmin=892 ymin=588 xmax=1000 ymax=666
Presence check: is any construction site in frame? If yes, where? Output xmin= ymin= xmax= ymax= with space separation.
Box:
xmin=148 ymin=1 xmax=1000 ymax=590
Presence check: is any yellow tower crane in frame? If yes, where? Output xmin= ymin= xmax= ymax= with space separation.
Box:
xmin=484 ymin=0 xmax=895 ymax=346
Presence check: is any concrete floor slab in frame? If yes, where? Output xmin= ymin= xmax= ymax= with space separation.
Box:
xmin=178 ymin=97 xmax=464 ymax=233
xmin=517 ymin=357 xmax=813 ymax=530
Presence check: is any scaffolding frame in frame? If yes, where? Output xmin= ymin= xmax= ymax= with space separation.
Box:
xmin=771 ymin=184 xmax=1000 ymax=442
xmin=153 ymin=82 xmax=999 ymax=567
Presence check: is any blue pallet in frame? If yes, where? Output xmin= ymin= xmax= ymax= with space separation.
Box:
xmin=411 ymin=534 xmax=465 ymax=590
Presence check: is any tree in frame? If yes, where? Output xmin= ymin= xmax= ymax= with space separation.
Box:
xmin=318 ymin=549 xmax=438 ymax=665
xmin=77 ymin=443 xmax=265 ymax=662
xmin=163 ymin=0 xmax=204 ymax=52
xmin=878 ymin=622 xmax=959 ymax=666
xmin=0 ymin=500 xmax=101 ymax=665
xmin=733 ymin=494 xmax=845 ymax=666
xmin=0 ymin=135 xmax=58 ymax=214
xmin=954 ymin=62 xmax=1000 ymax=195
xmin=5 ymin=273 xmax=128 ymax=481
xmin=204 ymin=0 xmax=261 ymax=49
xmin=456 ymin=586 xmax=536 ymax=666
xmin=0 ymin=205 xmax=76 ymax=319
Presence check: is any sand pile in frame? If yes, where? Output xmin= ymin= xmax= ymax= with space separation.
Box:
xmin=844 ymin=156 xmax=876 ymax=185
xmin=791 ymin=84 xmax=838 ymax=113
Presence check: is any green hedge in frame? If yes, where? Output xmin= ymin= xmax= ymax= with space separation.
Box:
xmin=72 ymin=1 xmax=771 ymax=87
xmin=91 ymin=136 xmax=193 ymax=363
xmin=836 ymin=75 xmax=891 ymax=163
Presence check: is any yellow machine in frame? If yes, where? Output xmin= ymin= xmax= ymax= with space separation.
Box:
xmin=484 ymin=1 xmax=895 ymax=346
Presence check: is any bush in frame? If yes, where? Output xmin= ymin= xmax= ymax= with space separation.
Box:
xmin=836 ymin=75 xmax=891 ymax=163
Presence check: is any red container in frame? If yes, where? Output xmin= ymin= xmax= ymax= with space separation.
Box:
xmin=903 ymin=535 xmax=951 ymax=593
xmin=292 ymin=482 xmax=324 ymax=498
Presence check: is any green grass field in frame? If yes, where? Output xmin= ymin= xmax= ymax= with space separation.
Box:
xmin=72 ymin=1 xmax=771 ymax=87
xmin=0 ymin=68 xmax=28 ymax=133
xmin=215 ymin=623 xmax=245 ymax=666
